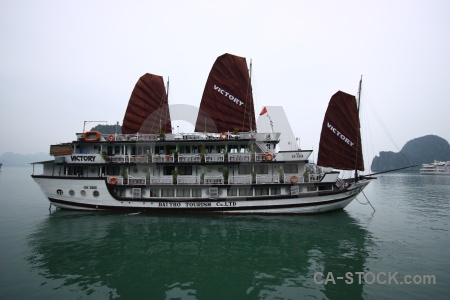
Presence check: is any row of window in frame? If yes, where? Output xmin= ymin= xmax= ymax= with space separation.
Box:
xmin=115 ymin=187 xmax=284 ymax=198
xmin=63 ymin=164 xmax=299 ymax=177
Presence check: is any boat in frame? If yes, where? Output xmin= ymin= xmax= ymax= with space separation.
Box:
xmin=420 ymin=160 xmax=450 ymax=175
xmin=31 ymin=53 xmax=371 ymax=213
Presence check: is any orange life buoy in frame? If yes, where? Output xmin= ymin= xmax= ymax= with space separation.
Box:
xmin=110 ymin=177 xmax=117 ymax=185
xmin=290 ymin=175 xmax=299 ymax=183
xmin=265 ymin=152 xmax=273 ymax=161
xmin=83 ymin=131 xmax=101 ymax=142
xmin=107 ymin=134 xmax=115 ymax=142
xmin=220 ymin=132 xmax=228 ymax=140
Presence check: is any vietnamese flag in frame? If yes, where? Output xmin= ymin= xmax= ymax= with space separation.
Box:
xmin=259 ymin=107 xmax=267 ymax=116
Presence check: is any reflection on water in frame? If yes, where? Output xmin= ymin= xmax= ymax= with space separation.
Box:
xmin=26 ymin=211 xmax=372 ymax=299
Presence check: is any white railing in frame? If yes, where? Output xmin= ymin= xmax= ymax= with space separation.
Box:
xmin=177 ymin=175 xmax=200 ymax=184
xmin=204 ymin=175 xmax=224 ymax=184
xmin=152 ymin=154 xmax=174 ymax=163
xmin=228 ymin=153 xmax=251 ymax=162
xmin=150 ymin=176 xmax=173 ymax=184
xmin=205 ymin=154 xmax=224 ymax=162
xmin=107 ymin=176 xmax=124 ymax=185
xmin=178 ymin=154 xmax=201 ymax=163
xmin=130 ymin=155 xmax=148 ymax=163
xmin=284 ymin=174 xmax=304 ymax=184
xmin=229 ymin=175 xmax=252 ymax=184
xmin=256 ymin=174 xmax=279 ymax=184
xmin=255 ymin=153 xmax=275 ymax=162
xmin=128 ymin=176 xmax=146 ymax=185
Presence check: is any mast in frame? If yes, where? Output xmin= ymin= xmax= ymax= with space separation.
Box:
xmin=354 ymin=75 xmax=363 ymax=181
xmin=249 ymin=59 xmax=253 ymax=132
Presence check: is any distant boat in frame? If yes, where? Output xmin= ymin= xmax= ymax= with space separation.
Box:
xmin=420 ymin=160 xmax=450 ymax=175
xmin=31 ymin=53 xmax=371 ymax=213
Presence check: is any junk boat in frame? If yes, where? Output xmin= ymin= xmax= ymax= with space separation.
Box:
xmin=31 ymin=53 xmax=371 ymax=213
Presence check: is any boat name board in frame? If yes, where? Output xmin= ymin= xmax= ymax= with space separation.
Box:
xmin=158 ymin=201 xmax=237 ymax=208
xmin=327 ymin=122 xmax=354 ymax=147
xmin=64 ymin=154 xmax=102 ymax=163
xmin=214 ymin=85 xmax=244 ymax=106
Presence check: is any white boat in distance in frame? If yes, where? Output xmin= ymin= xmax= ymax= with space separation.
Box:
xmin=32 ymin=53 xmax=371 ymax=213
xmin=420 ymin=160 xmax=450 ymax=175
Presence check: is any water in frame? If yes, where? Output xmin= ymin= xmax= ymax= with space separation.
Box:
xmin=0 ymin=168 xmax=449 ymax=299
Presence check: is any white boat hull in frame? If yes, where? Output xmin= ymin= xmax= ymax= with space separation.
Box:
xmin=32 ymin=176 xmax=369 ymax=214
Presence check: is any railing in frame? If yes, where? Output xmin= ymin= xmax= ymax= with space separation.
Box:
xmin=177 ymin=175 xmax=200 ymax=184
xmin=255 ymin=153 xmax=275 ymax=162
xmin=205 ymin=154 xmax=224 ymax=163
xmin=128 ymin=176 xmax=146 ymax=185
xmin=152 ymin=154 xmax=174 ymax=163
xmin=229 ymin=175 xmax=252 ymax=184
xmin=150 ymin=176 xmax=173 ymax=184
xmin=256 ymin=174 xmax=279 ymax=184
xmin=107 ymin=176 xmax=124 ymax=185
xmin=178 ymin=154 xmax=201 ymax=163
xmin=228 ymin=153 xmax=251 ymax=162
xmin=204 ymin=175 xmax=224 ymax=185
xmin=284 ymin=174 xmax=304 ymax=184
xmin=129 ymin=155 xmax=148 ymax=163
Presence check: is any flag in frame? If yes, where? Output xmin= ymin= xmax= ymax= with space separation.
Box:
xmin=259 ymin=107 xmax=267 ymax=116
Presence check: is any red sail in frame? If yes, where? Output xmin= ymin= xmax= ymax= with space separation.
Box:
xmin=195 ymin=53 xmax=256 ymax=133
xmin=317 ymin=91 xmax=364 ymax=171
xmin=122 ymin=73 xmax=172 ymax=134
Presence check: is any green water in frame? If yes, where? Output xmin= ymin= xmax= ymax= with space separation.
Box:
xmin=0 ymin=168 xmax=449 ymax=299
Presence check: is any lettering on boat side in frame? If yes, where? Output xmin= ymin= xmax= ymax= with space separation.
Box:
xmin=70 ymin=155 xmax=96 ymax=162
xmin=214 ymin=85 xmax=244 ymax=106
xmin=327 ymin=122 xmax=354 ymax=147
xmin=158 ymin=201 xmax=237 ymax=208
xmin=83 ymin=186 xmax=97 ymax=189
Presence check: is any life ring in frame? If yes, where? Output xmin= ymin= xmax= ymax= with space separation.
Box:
xmin=220 ymin=132 xmax=228 ymax=140
xmin=290 ymin=175 xmax=299 ymax=183
xmin=265 ymin=152 xmax=273 ymax=161
xmin=83 ymin=131 xmax=101 ymax=142
xmin=109 ymin=177 xmax=117 ymax=185
xmin=107 ymin=134 xmax=115 ymax=142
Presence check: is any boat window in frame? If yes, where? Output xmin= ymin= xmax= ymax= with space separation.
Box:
xmin=178 ymin=166 xmax=192 ymax=175
xmin=238 ymin=165 xmax=252 ymax=175
xmin=227 ymin=188 xmax=238 ymax=196
xmin=192 ymin=188 xmax=202 ymax=197
xmin=255 ymin=188 xmax=269 ymax=196
xmin=284 ymin=164 xmax=298 ymax=173
xmin=161 ymin=189 xmax=174 ymax=197
xmin=155 ymin=146 xmax=165 ymax=154
xmin=150 ymin=188 xmax=160 ymax=197
xmin=114 ymin=146 xmax=121 ymax=155
xmin=239 ymin=188 xmax=253 ymax=196
xmin=254 ymin=165 xmax=268 ymax=174
xmin=271 ymin=187 xmax=281 ymax=195
xmin=177 ymin=189 xmax=190 ymax=197
xmin=107 ymin=146 xmax=113 ymax=155
xmin=163 ymin=166 xmax=175 ymax=176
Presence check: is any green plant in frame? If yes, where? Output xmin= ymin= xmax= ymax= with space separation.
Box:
xmin=222 ymin=167 xmax=229 ymax=184
xmin=303 ymin=171 xmax=309 ymax=182
xmin=171 ymin=168 xmax=179 ymax=184
xmin=251 ymin=171 xmax=256 ymax=184
xmin=121 ymin=168 xmax=128 ymax=184
xmin=278 ymin=167 xmax=284 ymax=183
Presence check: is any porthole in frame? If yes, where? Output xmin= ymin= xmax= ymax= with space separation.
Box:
xmin=69 ymin=189 xmax=75 ymax=196
xmin=93 ymin=190 xmax=99 ymax=197
xmin=80 ymin=190 xmax=87 ymax=197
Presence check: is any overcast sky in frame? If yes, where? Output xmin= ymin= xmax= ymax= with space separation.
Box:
xmin=1 ymin=0 xmax=449 ymax=168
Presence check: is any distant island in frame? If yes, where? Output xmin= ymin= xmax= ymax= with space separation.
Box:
xmin=90 ymin=124 xmax=122 ymax=134
xmin=371 ymin=135 xmax=450 ymax=172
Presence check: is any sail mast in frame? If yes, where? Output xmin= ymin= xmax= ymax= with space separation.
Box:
xmin=249 ymin=59 xmax=253 ymax=132
xmin=354 ymin=75 xmax=363 ymax=181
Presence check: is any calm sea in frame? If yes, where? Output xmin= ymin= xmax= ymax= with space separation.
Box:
xmin=0 ymin=167 xmax=448 ymax=299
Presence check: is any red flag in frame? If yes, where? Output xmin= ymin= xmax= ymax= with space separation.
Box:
xmin=259 ymin=107 xmax=267 ymax=116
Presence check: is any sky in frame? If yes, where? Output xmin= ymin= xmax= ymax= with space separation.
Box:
xmin=1 ymin=0 xmax=449 ymax=169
